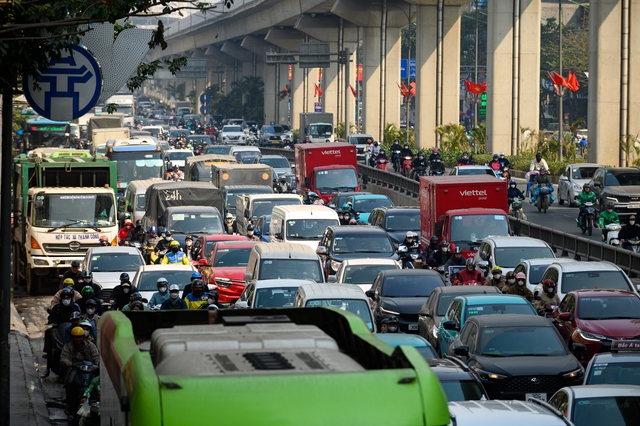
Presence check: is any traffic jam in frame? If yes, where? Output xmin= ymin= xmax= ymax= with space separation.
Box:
xmin=22 ymin=122 xmax=640 ymax=425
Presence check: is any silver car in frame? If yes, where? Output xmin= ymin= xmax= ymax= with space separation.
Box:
xmin=557 ymin=163 xmax=602 ymax=206
xmin=220 ymin=125 xmax=248 ymax=145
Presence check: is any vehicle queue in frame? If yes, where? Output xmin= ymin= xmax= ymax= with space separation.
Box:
xmin=31 ymin=107 xmax=640 ymax=426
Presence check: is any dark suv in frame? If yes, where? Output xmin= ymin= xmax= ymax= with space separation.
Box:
xmin=259 ymin=124 xmax=286 ymax=147
xmin=367 ymin=206 xmax=420 ymax=245
xmin=590 ymin=167 xmax=640 ymax=218
xmin=316 ymin=225 xmax=397 ymax=278
xmin=427 ymin=357 xmax=489 ymax=401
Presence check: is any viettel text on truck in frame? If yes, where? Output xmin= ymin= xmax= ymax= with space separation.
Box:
xmin=295 ymin=143 xmax=360 ymax=203
xmin=12 ymin=149 xmax=118 ymax=295
xmin=99 ymin=307 xmax=450 ymax=426
xmin=420 ymin=175 xmax=509 ymax=258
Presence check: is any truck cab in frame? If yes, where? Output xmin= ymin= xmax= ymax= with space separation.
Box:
xmin=440 ymin=208 xmax=510 ymax=258
xmin=234 ymin=193 xmax=302 ymax=235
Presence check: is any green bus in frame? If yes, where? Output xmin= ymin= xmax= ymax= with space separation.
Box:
xmin=99 ymin=308 xmax=450 ymax=425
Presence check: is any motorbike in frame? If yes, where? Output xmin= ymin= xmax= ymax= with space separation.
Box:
xmin=578 ymin=201 xmax=597 ymax=236
xmin=392 ymin=150 xmax=402 ymax=172
xmin=376 ymin=157 xmax=389 ymax=171
xmin=537 ymin=186 xmax=551 ymax=213
xmin=397 ymin=245 xmax=420 ymax=269
xmin=402 ymin=156 xmax=413 ymax=177
xmin=429 ymin=163 xmax=445 ymax=176
xmin=536 ymin=302 xmax=558 ymax=319
xmin=67 ymin=361 xmax=99 ymax=422
xmin=413 ymin=166 xmax=428 ymax=181
xmin=625 ymin=237 xmax=640 ymax=253
xmin=42 ymin=319 xmax=69 ymax=380
xmin=603 ymin=223 xmax=621 ymax=245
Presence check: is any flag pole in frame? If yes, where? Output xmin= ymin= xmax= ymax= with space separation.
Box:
xmin=558 ymin=0 xmax=564 ymax=161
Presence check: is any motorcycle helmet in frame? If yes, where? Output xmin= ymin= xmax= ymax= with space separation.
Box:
xmin=491 ymin=266 xmax=502 ymax=274
xmin=387 ymin=315 xmax=399 ymax=324
xmin=119 ymin=273 xmax=130 ymax=282
xmin=465 ymin=258 xmax=475 ymax=268
xmin=70 ymin=311 xmax=83 ymax=321
xmin=63 ymin=278 xmax=75 ymax=287
xmin=606 ymin=201 xmax=615 ymax=210
xmin=418 ymin=152 xmax=425 ymax=158
xmin=542 ymin=279 xmax=556 ymax=293
xmin=430 ymin=235 xmax=439 ymax=245
xmin=308 ymin=192 xmax=319 ymax=200
xmin=71 ymin=327 xmax=85 ymax=337
xmin=512 ymin=200 xmax=522 ymax=210
xmin=539 ymin=167 xmax=547 ymax=174
xmin=509 ymin=179 xmax=517 ymax=186
xmin=500 ymin=151 xmax=505 ymax=157
xmin=439 ymin=240 xmax=449 ymax=250
xmin=493 ymin=154 xmax=499 ymax=159
xmin=191 ymin=272 xmax=202 ymax=280
xmin=60 ymin=288 xmax=74 ymax=300
xmin=157 ymin=278 xmax=169 ymax=287
xmin=81 ymin=286 xmax=94 ymax=296
xmin=583 ymin=183 xmax=591 ymax=190
xmin=135 ymin=219 xmax=142 ymax=227
xmin=405 ymin=231 xmax=417 ymax=242
xmin=169 ymin=240 xmax=180 ymax=247
xmin=379 ymin=149 xmax=385 ymax=154
xmin=131 ymin=292 xmax=143 ymax=301
xmin=85 ymin=298 xmax=98 ymax=307
xmin=380 ymin=316 xmax=390 ymax=325
xmin=71 ymin=260 xmax=80 ymax=268
xmin=453 ymin=246 xmax=463 ymax=255
xmin=82 ymin=270 xmax=93 ymax=281
xmin=99 ymin=235 xmax=110 ymax=245
xmin=149 ymin=226 xmax=158 ymax=234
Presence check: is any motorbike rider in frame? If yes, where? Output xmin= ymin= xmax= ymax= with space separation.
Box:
xmin=200 ymin=289 xmax=221 ymax=310
xmin=457 ymin=151 xmax=474 ymax=166
xmin=531 ymin=180 xmax=555 ymax=208
xmin=161 ymin=284 xmax=188 ymax=310
xmin=428 ymin=147 xmax=440 ymax=163
xmin=118 ymin=219 xmax=134 ymax=245
xmin=155 ymin=228 xmax=174 ymax=253
xmin=498 ymin=152 xmax=511 ymax=169
xmin=125 ymin=219 xmax=146 ymax=245
xmin=401 ymin=231 xmax=420 ymax=253
xmin=148 ymin=278 xmax=170 ymax=309
xmin=80 ymin=299 xmax=100 ymax=341
xmin=452 ymin=258 xmax=486 ymax=285
xmin=247 ymin=224 xmax=260 ymax=241
xmin=60 ymin=326 xmax=100 ymax=419
xmin=503 ymin=271 xmax=517 ymax=291
xmin=384 ymin=316 xmax=402 ymax=333
xmin=122 ymin=292 xmax=148 ymax=312
xmin=183 ymin=235 xmax=196 ymax=261
xmin=185 ymin=279 xmax=209 ymax=310
xmin=443 ymin=246 xmax=466 ymax=278
xmin=76 ymin=286 xmax=101 ymax=315
xmin=390 ymin=138 xmax=403 ymax=171
xmin=535 ymin=167 xmax=551 ymax=185
xmin=79 ymin=320 xmax=95 ymax=343
xmin=367 ymin=140 xmax=381 ymax=166
xmin=500 ymin=165 xmax=511 ymax=181
xmin=534 ymin=279 xmax=561 ymax=313
xmin=182 ymin=272 xmax=204 ymax=300
xmin=171 ymin=165 xmax=185 ymax=181
xmin=429 ymin=154 xmax=446 ymax=175
xmin=224 ymin=213 xmax=239 ymax=235
xmin=51 ymin=280 xmax=83 ymax=308
xmin=77 ymin=270 xmax=103 ymax=304
xmin=619 ymin=215 xmax=640 ymax=250
xmin=143 ymin=226 xmax=161 ymax=264
xmin=489 ymin=154 xmax=502 ymax=171
xmin=429 ymin=240 xmax=452 ymax=268
xmin=276 ymin=175 xmax=293 ymax=193
xmin=98 ymin=235 xmax=111 ymax=246
xmin=306 ymin=191 xmax=324 ymax=206
xmin=375 ymin=148 xmax=388 ymax=166
xmin=162 ymin=240 xmax=190 ymax=265
xmin=420 ymin=236 xmax=440 ymax=268
xmin=109 ymin=273 xmax=136 ymax=309
xmin=59 ymin=260 xmax=81 ymax=289
xmin=487 ymin=266 xmax=506 ymax=291
xmin=507 ymin=180 xmax=525 ymax=205
xmin=504 ymin=272 xmax=534 ymax=303
xmin=378 ymin=316 xmax=389 ymax=333
xmin=509 ymin=199 xmax=527 ymax=221
xmin=400 ymin=143 xmax=413 ymax=159
xmin=529 ymin=152 xmax=549 ymax=173
xmin=411 ymin=152 xmax=428 ymax=177
xmin=600 ymin=201 xmax=621 ymax=243
xmin=576 ymin=183 xmax=598 ymax=228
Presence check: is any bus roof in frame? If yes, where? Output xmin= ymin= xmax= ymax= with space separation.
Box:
xmin=26 ymin=116 xmax=70 ymax=125
xmin=107 ymin=139 xmax=160 ymax=152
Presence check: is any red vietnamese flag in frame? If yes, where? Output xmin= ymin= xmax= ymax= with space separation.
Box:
xmin=566 ymin=71 xmax=580 ymax=92
xmin=464 ymin=80 xmax=486 ymax=94
xmin=349 ymin=84 xmax=357 ymax=98
xmin=409 ymin=82 xmax=416 ymax=97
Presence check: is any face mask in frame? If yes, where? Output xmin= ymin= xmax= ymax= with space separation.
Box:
xmin=441 ymin=247 xmax=447 ymax=252
xmin=171 ymin=247 xmax=179 ymax=253
xmin=170 ymin=293 xmax=179 ymax=299
xmin=166 ymin=236 xmax=173 ymax=241
xmin=186 ymin=241 xmax=192 ymax=247
xmin=494 ymin=274 xmax=501 ymax=280
xmin=193 ymin=290 xmax=203 ymax=297
xmin=226 ymin=218 xmax=233 ymax=223
xmin=517 ymin=280 xmax=525 ymax=286
xmin=86 ymin=308 xmax=95 ymax=315
xmin=84 ymin=331 xmax=90 ymax=337
xmin=208 ymin=298 xmax=216 ymax=305
xmin=546 ymin=287 xmax=555 ymax=294
xmin=631 ymin=221 xmax=636 ymax=226
xmin=123 ymin=288 xmax=130 ymax=294
xmin=159 ymin=286 xmax=167 ymax=293
xmin=387 ymin=326 xmax=398 ymax=333
xmin=607 ymin=209 xmax=613 ymax=212
xmin=62 ymin=299 xmax=71 ymax=306
xmin=462 ymin=156 xmax=468 ymax=159
xmin=510 ymin=185 xmax=516 ymax=188
xmin=248 ymin=231 xmax=254 ymax=236
xmin=508 ymin=279 xmax=516 ymax=285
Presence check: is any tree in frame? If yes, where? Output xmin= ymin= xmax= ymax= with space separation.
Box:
xmin=0 ymin=0 xmax=235 ymax=93
xmin=460 ymin=9 xmax=487 ymax=68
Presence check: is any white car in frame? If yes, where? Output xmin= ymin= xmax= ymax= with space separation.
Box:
xmin=557 ymin=163 xmax=602 ymax=206
xmin=131 ymin=264 xmax=197 ymax=305
xmin=449 ymin=165 xmax=498 ymax=178
xmin=549 ymin=385 xmax=640 ymax=426
xmin=534 ymin=260 xmax=640 ymax=300
xmin=164 ymin=149 xmax=194 ymax=170
xmin=235 ymin=279 xmax=312 ymax=309
xmin=82 ymin=246 xmax=145 ymax=300
xmin=513 ymin=258 xmax=576 ymax=294
xmin=329 ymin=258 xmax=401 ymax=293
xmin=474 ymin=236 xmax=556 ymax=278
xmin=219 ymin=125 xmax=248 ymax=145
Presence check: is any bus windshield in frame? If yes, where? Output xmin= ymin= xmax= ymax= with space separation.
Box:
xmin=32 ymin=193 xmax=116 ymax=228
xmin=108 ymin=152 xmax=164 ymax=183
xmin=23 ymin=121 xmax=71 ymax=151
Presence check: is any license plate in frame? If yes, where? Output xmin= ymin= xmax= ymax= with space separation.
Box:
xmin=526 ymin=393 xmax=547 ymax=402
xmin=628 ymin=204 xmax=640 ymax=209
xmin=271 ymin=140 xmax=280 ymax=144
xmin=408 ymin=324 xmax=418 ymax=331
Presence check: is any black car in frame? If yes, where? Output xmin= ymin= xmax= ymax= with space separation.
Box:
xmin=418 ymin=285 xmax=501 ymax=353
xmin=327 ymin=191 xmax=372 ymax=210
xmin=316 ymin=225 xmax=397 ymax=277
xmin=427 ymin=357 xmax=489 ymax=401
xmin=447 ymin=314 xmax=585 ymax=400
xmin=367 ymin=206 xmax=420 ymax=245
xmin=590 ymin=167 xmax=640 ymax=217
xmin=259 ymin=124 xmax=286 ymax=147
xmin=365 ymin=269 xmax=446 ymax=333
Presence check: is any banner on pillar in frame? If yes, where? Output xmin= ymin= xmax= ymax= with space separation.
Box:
xmin=314 ymin=102 xmax=322 ymax=112
xmin=288 ymin=64 xmax=292 ymax=81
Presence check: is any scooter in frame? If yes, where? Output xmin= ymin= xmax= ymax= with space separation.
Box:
xmin=537 ymin=186 xmax=551 ymax=213
xmin=625 ymin=238 xmax=640 ymax=253
xmin=67 ymin=361 xmax=99 ymax=422
xmin=392 ymin=150 xmax=402 ymax=172
xmin=376 ymin=157 xmax=389 ymax=171
xmin=603 ymin=223 xmax=621 ymax=245
xmin=402 ymin=156 xmax=413 ymax=177
xmin=413 ymin=166 xmax=427 ymax=180
xmin=397 ymin=245 xmax=420 ymax=269
xmin=578 ymin=201 xmax=597 ymax=236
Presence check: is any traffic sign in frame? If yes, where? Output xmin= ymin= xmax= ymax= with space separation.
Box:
xmin=200 ymin=93 xmax=208 ymax=105
xmin=23 ymin=44 xmax=102 ymax=121
xmin=200 ymin=105 xmax=207 ymax=115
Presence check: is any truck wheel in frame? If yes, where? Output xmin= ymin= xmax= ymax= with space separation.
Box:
xmin=26 ymin=267 xmax=41 ymax=296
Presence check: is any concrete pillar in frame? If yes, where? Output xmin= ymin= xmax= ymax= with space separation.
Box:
xmin=280 ymin=64 xmax=292 ymax=125
xmin=486 ymin=0 xmax=541 ymax=155
xmin=264 ymin=64 xmax=276 ymax=124
xmin=385 ymin=28 xmax=402 ymax=139
xmin=363 ymin=26 xmax=382 ymax=141
xmin=628 ymin=0 xmax=640 ymax=157
xmin=292 ymin=65 xmax=305 ymax=131
xmin=195 ymin=78 xmax=206 ymax=113
xmin=323 ymin=42 xmax=340 ymax=122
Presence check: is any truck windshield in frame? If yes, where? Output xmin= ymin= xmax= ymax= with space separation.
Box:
xmin=258 ymin=259 xmax=323 ymax=282
xmin=310 ymin=124 xmax=333 ymax=137
xmin=315 ymin=169 xmax=358 ymax=191
xmin=252 ymin=199 xmax=300 ymax=218
xmin=169 ymin=213 xmax=222 ymax=234
xmin=286 ymin=219 xmax=339 ymax=240
xmin=449 ymin=214 xmax=509 ymax=243
xmin=109 ymin=152 xmax=164 ymax=183
xmin=224 ymin=187 xmax=274 ymax=214
xmin=32 ymin=193 xmax=116 ymax=227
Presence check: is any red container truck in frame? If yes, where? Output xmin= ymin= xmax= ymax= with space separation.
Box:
xmin=419 ymin=175 xmax=509 ymax=258
xmin=294 ymin=143 xmax=360 ymax=203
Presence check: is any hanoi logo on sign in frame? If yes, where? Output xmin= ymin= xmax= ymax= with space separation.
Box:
xmin=23 ymin=45 xmax=102 ymax=121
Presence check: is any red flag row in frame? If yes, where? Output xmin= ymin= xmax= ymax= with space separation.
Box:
xmin=464 ymin=80 xmax=487 ymax=95
xmin=397 ymin=82 xmax=416 ymax=98
xmin=547 ymin=71 xmax=580 ymax=92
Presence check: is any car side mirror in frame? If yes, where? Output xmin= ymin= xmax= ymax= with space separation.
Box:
xmin=419 ymin=308 xmax=430 ymax=317
xmin=327 ymin=275 xmax=336 ymax=283
xmin=442 ymin=320 xmax=459 ymax=331
xmin=316 ymin=246 xmax=327 ymax=255
xmin=235 ymin=300 xmax=248 ymax=309
xmin=477 ymin=261 xmax=489 ymax=270
xmin=365 ymin=289 xmax=375 ymax=299
xmin=571 ymin=342 xmax=587 ymax=353
xmin=453 ymin=345 xmax=469 ymax=358
xmin=243 ymin=272 xmax=252 ymax=282
xmin=558 ymin=312 xmax=572 ymax=321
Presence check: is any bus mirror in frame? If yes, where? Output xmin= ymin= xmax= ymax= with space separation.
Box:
xmin=33 ymin=199 xmax=44 ymax=209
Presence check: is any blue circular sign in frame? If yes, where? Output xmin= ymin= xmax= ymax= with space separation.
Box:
xmin=23 ymin=45 xmax=102 ymax=121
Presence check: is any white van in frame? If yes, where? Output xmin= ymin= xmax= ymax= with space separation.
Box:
xmin=270 ymin=205 xmax=339 ymax=249
xmin=244 ymin=243 xmax=325 ymax=286
xmin=294 ymin=283 xmax=376 ymax=332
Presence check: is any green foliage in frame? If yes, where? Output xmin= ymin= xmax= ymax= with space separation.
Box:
xmin=470 ymin=122 xmax=486 ymax=154
xmin=335 ymin=122 xmax=361 ymax=139
xmin=12 ymin=107 xmax=27 ymax=132
xmin=620 ymin=134 xmax=640 ymax=167
xmin=435 ymin=123 xmax=469 ymax=152
xmin=382 ymin=123 xmax=414 ymax=147
xmin=209 ymin=76 xmax=264 ymax=123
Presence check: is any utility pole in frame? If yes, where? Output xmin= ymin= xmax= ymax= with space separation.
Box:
xmin=558 ymin=0 xmax=564 ymax=161
xmin=474 ymin=0 xmax=479 ymax=128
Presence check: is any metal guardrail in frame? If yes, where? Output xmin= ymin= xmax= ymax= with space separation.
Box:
xmin=260 ymin=147 xmax=640 ymax=272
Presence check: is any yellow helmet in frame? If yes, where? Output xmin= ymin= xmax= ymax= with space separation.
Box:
xmin=63 ymin=278 xmax=75 ymax=286
xmin=170 ymin=240 xmax=180 ymax=247
xmin=71 ymin=327 xmax=85 ymax=337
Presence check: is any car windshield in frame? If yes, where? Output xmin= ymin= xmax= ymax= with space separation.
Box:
xmin=449 ymin=215 xmax=510 ymax=243
xmin=306 ymin=299 xmax=373 ymax=331
xmin=331 ymin=233 xmax=394 ymax=254
xmin=259 ymin=157 xmax=289 ymax=168
xmin=254 ymin=287 xmax=298 ymax=308
xmin=351 ymin=197 xmax=394 ymax=214
xmin=315 ymin=169 xmax=359 ymax=191
xmin=264 ymin=126 xmax=284 ymax=133
xmin=381 ymin=275 xmax=443 ymax=297
xmin=572 ymin=167 xmax=598 ymax=180
xmin=577 ymin=296 xmax=640 ymax=319
xmin=169 ymin=213 xmax=222 ymax=234
xmin=457 ymin=168 xmax=494 ymax=176
xmin=493 ymin=247 xmax=555 ymax=268
xmin=136 ymin=270 xmax=195 ymax=291
xmin=224 ymin=187 xmax=273 ymax=211
xmin=258 ymin=259 xmax=323 ymax=282
xmin=349 ymin=136 xmax=371 ymax=145
xmin=586 ymin=361 xmax=640 ymax=385
xmin=89 ymin=252 xmax=144 ymax=272
xmin=342 ymin=264 xmax=398 ymax=284
xmin=167 ymin=151 xmax=194 ymax=161
xmin=206 ymin=146 xmax=232 ymax=155
xmin=605 ymin=171 xmax=640 ymax=186
xmin=528 ymin=263 xmax=554 ymax=284
xmin=466 ymin=303 xmax=536 ymax=318
xmin=572 ymin=396 xmax=640 ymax=426
xmin=285 ymin=219 xmax=338 ymax=240
xmin=384 ymin=212 xmax=420 ymax=232
xmin=480 ymin=326 xmax=566 ymax=356
xmin=562 ymin=271 xmax=632 ymax=293
xmin=439 ymin=381 xmax=485 ymax=402
xmin=213 ymin=247 xmax=252 ymax=267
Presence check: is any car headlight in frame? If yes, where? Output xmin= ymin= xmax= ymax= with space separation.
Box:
xmin=330 ymin=260 xmax=341 ymax=271
xmin=562 ymin=367 xmax=584 ymax=380
xmin=432 ymin=324 xmax=439 ymax=339
xmin=606 ymin=196 xmax=619 ymax=203
xmin=577 ymin=328 xmax=607 ymax=342
xmin=573 ymin=184 xmax=582 ymax=191
xmin=471 ymin=367 xmax=507 ymax=381
xmin=380 ymin=307 xmax=400 ymax=316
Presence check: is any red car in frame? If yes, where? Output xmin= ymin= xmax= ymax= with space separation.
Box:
xmin=192 ymin=234 xmax=249 ymax=263
xmin=208 ymin=241 xmax=259 ymax=303
xmin=553 ymin=289 xmax=640 ymax=365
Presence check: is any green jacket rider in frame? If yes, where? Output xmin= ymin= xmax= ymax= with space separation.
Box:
xmin=576 ymin=183 xmax=597 ymax=226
